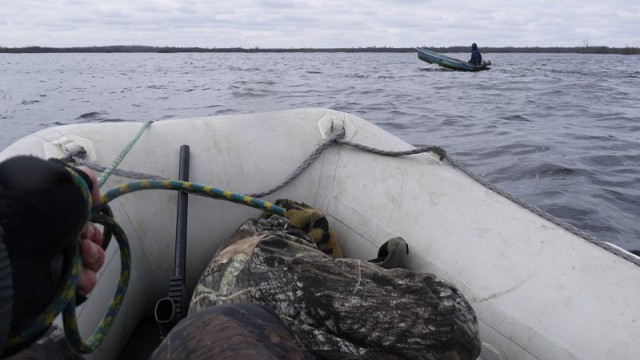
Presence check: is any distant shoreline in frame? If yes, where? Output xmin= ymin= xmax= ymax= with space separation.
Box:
xmin=1 ymin=45 xmax=638 ymax=55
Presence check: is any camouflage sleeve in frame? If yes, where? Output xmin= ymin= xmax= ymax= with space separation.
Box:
xmin=189 ymin=215 xmax=480 ymax=359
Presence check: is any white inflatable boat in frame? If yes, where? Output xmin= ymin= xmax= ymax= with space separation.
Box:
xmin=1 ymin=108 xmax=639 ymax=360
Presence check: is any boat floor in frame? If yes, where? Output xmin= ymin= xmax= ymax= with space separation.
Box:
xmin=118 ymin=315 xmax=162 ymax=359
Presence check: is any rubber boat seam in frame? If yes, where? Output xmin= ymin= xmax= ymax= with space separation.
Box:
xmin=443 ymin=154 xmax=640 ymax=267
xmin=478 ymin=318 xmax=541 ymax=360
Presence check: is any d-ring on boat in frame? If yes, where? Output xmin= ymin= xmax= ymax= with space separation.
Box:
xmin=1 ymin=108 xmax=639 ymax=360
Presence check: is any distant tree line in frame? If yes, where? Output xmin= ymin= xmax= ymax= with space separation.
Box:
xmin=425 ymin=46 xmax=640 ymax=55
xmin=0 ymin=45 xmax=638 ymax=55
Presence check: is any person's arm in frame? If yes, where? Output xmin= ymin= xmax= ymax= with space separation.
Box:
xmin=0 ymin=156 xmax=105 ymax=354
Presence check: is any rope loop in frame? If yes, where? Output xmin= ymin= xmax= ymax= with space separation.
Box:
xmin=8 ymin=172 xmax=285 ymax=354
xmin=6 ymin=168 xmax=98 ymax=352
xmin=62 ymin=209 xmax=131 ymax=353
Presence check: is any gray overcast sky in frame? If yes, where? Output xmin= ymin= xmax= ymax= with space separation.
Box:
xmin=1 ymin=0 xmax=639 ymax=48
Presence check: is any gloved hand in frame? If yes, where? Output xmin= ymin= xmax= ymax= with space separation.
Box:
xmin=0 ymin=156 xmax=105 ymax=356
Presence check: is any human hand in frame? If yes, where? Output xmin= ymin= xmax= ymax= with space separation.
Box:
xmin=75 ymin=166 xmax=105 ymax=296
xmin=78 ymin=222 xmax=105 ymax=296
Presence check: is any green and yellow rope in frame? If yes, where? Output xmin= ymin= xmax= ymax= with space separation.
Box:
xmin=100 ymin=180 xmax=286 ymax=216
xmin=8 ymin=173 xmax=285 ymax=354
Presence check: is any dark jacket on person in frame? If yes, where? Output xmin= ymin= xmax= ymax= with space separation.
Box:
xmin=469 ymin=43 xmax=482 ymax=65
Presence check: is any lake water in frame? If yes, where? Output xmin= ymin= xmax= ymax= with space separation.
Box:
xmin=1 ymin=52 xmax=639 ymax=251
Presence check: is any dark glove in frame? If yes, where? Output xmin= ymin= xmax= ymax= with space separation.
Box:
xmin=0 ymin=156 xmax=92 ymax=355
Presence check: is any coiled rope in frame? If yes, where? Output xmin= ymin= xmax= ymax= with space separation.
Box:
xmin=6 ymin=169 xmax=125 ymax=354
xmin=8 ymin=168 xmax=285 ymax=354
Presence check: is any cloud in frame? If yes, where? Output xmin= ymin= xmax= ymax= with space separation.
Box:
xmin=0 ymin=0 xmax=638 ymax=47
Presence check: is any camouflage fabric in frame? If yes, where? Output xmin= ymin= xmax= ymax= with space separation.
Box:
xmin=151 ymin=303 xmax=314 ymax=360
xmin=189 ymin=212 xmax=481 ymax=359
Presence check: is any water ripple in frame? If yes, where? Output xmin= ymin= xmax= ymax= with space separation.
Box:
xmin=1 ymin=52 xmax=638 ymax=250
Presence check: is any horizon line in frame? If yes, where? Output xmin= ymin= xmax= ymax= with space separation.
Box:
xmin=1 ymin=45 xmax=638 ymax=55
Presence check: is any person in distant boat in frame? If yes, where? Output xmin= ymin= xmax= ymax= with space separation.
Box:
xmin=0 ymin=156 xmax=105 ymax=358
xmin=469 ymin=43 xmax=482 ymax=65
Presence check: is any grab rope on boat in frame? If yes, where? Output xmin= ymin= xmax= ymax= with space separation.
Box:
xmin=48 ymin=114 xmax=640 ymax=353
xmin=60 ymin=117 xmax=639 ymax=296
xmin=333 ymin=139 xmax=640 ymax=267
